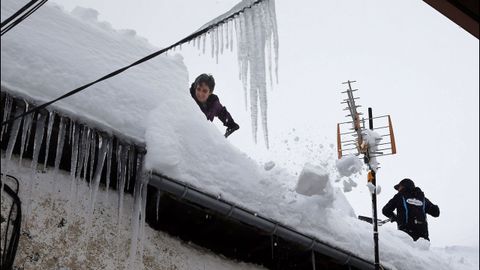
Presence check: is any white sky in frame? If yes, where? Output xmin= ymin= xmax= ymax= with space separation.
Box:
xmin=50 ymin=0 xmax=479 ymax=247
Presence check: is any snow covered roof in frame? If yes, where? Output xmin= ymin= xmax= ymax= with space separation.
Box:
xmin=1 ymin=1 xmax=477 ymax=270
xmin=1 ymin=2 xmax=188 ymax=142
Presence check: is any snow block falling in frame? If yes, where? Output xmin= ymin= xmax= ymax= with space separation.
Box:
xmin=335 ymin=154 xmax=363 ymax=177
xmin=295 ymin=163 xmax=332 ymax=196
xmin=192 ymin=0 xmax=279 ymax=148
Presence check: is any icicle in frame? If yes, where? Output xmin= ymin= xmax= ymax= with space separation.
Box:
xmin=82 ymin=128 xmax=92 ymax=180
xmin=43 ymin=111 xmax=55 ymax=170
xmin=254 ymin=6 xmax=269 ymax=148
xmin=69 ymin=116 xmax=73 ymax=145
xmin=88 ymin=131 xmax=96 ymax=185
xmin=230 ymin=19 xmax=234 ymax=52
xmin=54 ymin=117 xmax=67 ymax=171
xmin=202 ymin=34 xmax=206 ymax=54
xmin=19 ymin=103 xmax=34 ymax=166
xmin=89 ymin=133 xmax=108 ymax=216
xmin=5 ymin=106 xmax=22 ymax=161
xmin=210 ymin=31 xmax=214 ymax=58
xmin=76 ymin=125 xmax=87 ymax=179
xmin=235 ymin=16 xmax=243 ymax=80
xmin=128 ymin=155 xmax=149 ymax=269
xmin=155 ymin=190 xmax=161 ymax=222
xmin=31 ymin=113 xmax=46 ymax=170
xmin=192 ymin=37 xmax=196 ymax=48
xmin=127 ymin=146 xmax=135 ymax=192
xmin=1 ymin=95 xmax=13 ymax=139
xmin=70 ymin=123 xmax=79 ymax=196
xmin=116 ymin=143 xmax=127 ymax=225
xmin=105 ymin=137 xmax=112 ymax=199
xmin=124 ymin=145 xmax=131 ymax=192
xmin=225 ymin=21 xmax=229 ymax=50
xmin=197 ymin=36 xmax=201 ymax=51
xmin=138 ymin=170 xmax=149 ymax=259
xmin=220 ymin=23 xmax=224 ymax=54
xmin=215 ymin=26 xmax=220 ymax=63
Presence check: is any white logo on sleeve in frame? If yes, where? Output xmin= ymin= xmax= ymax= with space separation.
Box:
xmin=406 ymin=198 xmax=424 ymax=206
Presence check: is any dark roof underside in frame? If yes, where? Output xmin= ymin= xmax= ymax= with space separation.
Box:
xmin=423 ymin=0 xmax=479 ymax=38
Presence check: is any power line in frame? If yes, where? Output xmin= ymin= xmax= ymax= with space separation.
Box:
xmin=2 ymin=0 xmax=266 ymax=127
xmin=1 ymin=0 xmax=48 ymax=36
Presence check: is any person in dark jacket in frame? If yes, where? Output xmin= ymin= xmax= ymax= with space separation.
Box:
xmin=189 ymin=73 xmax=240 ymax=138
xmin=382 ymin=178 xmax=440 ymax=241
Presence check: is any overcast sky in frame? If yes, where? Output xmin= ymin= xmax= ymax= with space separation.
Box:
xmin=51 ymin=0 xmax=479 ymax=247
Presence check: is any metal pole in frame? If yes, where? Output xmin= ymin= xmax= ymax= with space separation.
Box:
xmin=368 ymin=107 xmax=380 ymax=270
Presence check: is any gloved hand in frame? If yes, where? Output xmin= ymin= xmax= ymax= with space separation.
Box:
xmin=225 ymin=122 xmax=240 ymax=138
xmin=389 ymin=215 xmax=397 ymax=223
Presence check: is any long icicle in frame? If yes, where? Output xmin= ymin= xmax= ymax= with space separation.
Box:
xmin=1 ymin=95 xmax=13 ymax=139
xmin=5 ymin=105 xmax=24 ymax=161
xmin=54 ymin=117 xmax=67 ymax=172
xmin=69 ymin=122 xmax=80 ymax=198
xmin=88 ymin=131 xmax=96 ymax=186
xmin=19 ymin=103 xmax=34 ymax=166
xmin=31 ymin=113 xmax=46 ymax=171
xmin=43 ymin=111 xmax=55 ymax=170
xmin=51 ymin=117 xmax=67 ymax=208
xmin=89 ymin=133 xmax=108 ymax=216
xmin=128 ymin=153 xmax=148 ymax=269
xmin=105 ymin=137 xmax=113 ymax=201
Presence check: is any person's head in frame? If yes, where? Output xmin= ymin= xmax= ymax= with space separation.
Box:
xmin=394 ymin=178 xmax=415 ymax=192
xmin=194 ymin=74 xmax=215 ymax=103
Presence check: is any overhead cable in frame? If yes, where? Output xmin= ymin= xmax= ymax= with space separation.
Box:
xmin=1 ymin=0 xmax=48 ymax=36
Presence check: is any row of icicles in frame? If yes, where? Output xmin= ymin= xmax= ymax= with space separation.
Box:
xmin=1 ymin=94 xmax=150 ymax=268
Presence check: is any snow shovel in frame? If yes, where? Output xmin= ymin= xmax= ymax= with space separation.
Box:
xmin=358 ymin=215 xmax=390 ymax=226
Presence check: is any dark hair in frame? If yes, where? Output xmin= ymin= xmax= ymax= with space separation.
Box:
xmin=194 ymin=73 xmax=215 ymax=92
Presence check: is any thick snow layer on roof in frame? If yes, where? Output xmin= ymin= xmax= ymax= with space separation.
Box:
xmin=1 ymin=1 xmax=478 ymax=270
xmin=145 ymin=90 xmax=477 ymax=270
xmin=1 ymin=1 xmax=188 ymax=141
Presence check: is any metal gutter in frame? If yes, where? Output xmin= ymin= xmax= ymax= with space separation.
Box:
xmin=150 ymin=172 xmax=378 ymax=270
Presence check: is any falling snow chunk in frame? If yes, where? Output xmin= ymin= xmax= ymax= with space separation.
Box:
xmin=295 ymin=163 xmax=332 ymax=196
xmin=336 ymin=155 xmax=363 ymax=177
xmin=263 ymin=161 xmax=275 ymax=171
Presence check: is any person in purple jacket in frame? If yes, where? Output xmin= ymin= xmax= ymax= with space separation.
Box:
xmin=189 ymin=73 xmax=240 ymax=138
